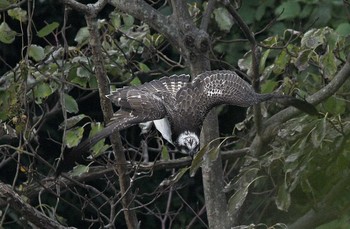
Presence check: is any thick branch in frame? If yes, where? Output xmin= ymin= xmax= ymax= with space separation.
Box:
xmin=0 ymin=182 xmax=69 ymax=229
xmin=109 ymin=0 xmax=179 ymax=47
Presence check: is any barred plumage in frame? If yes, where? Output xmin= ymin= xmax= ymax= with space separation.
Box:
xmin=56 ymin=70 xmax=317 ymax=175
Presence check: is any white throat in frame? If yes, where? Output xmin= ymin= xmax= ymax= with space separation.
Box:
xmin=177 ymin=131 xmax=199 ymax=154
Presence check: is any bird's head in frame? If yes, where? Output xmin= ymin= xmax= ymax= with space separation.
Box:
xmin=176 ymin=131 xmax=200 ymax=156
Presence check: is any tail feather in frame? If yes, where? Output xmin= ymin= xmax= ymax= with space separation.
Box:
xmin=264 ymin=94 xmax=319 ymax=116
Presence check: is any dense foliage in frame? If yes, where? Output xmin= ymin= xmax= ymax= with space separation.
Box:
xmin=1 ymin=0 xmax=350 ymax=228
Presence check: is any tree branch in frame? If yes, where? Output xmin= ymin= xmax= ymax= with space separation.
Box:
xmin=262 ymin=55 xmax=350 ymax=141
xmin=0 ymin=182 xmax=69 ymax=229
xmin=200 ymin=0 xmax=216 ymax=31
xmin=109 ymin=0 xmax=179 ymax=47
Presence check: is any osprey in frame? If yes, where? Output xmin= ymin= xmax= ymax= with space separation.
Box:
xmin=56 ymin=70 xmax=317 ymax=174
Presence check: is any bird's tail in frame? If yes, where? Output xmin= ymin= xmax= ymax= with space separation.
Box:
xmin=256 ymin=93 xmax=319 ymax=116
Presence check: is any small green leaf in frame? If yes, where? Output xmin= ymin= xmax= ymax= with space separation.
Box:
xmin=59 ymin=114 xmax=89 ymax=130
xmin=323 ymin=96 xmax=346 ymax=115
xmin=275 ymin=183 xmax=291 ymax=211
xmin=122 ymin=14 xmax=134 ymax=28
xmin=65 ymin=126 xmax=84 ymax=148
xmin=76 ymin=66 xmax=91 ymax=78
xmin=138 ymin=62 xmax=150 ymax=73
xmin=301 ymin=29 xmax=324 ymax=49
xmin=34 ymin=83 xmax=52 ymax=104
xmin=74 ymin=27 xmax=89 ymax=45
xmin=261 ymin=80 xmax=278 ymax=93
xmin=37 ymin=22 xmax=59 ymax=37
xmin=0 ymin=0 xmax=11 ymax=10
xmin=28 ymin=44 xmax=45 ymax=62
xmin=336 ymin=23 xmax=350 ymax=37
xmin=275 ymin=1 xmax=301 ymax=20
xmin=130 ymin=77 xmax=141 ymax=86
xmin=213 ymin=7 xmax=233 ymax=32
xmin=161 ymin=145 xmax=169 ymax=161
xmin=273 ymin=50 xmax=290 ymax=74
xmin=109 ymin=11 xmax=121 ymax=29
xmin=0 ymin=22 xmax=16 ymax=44
xmin=89 ymin=122 xmax=109 ymax=157
xmin=189 ymin=144 xmax=208 ymax=177
xmin=171 ymin=167 xmax=189 ymax=184
xmin=227 ymin=171 xmax=262 ymax=215
xmin=71 ymin=164 xmax=89 ymax=176
xmin=64 ymin=94 xmax=79 ymax=114
xmin=294 ymin=49 xmax=311 ymax=72
xmin=7 ymin=7 xmax=27 ymax=22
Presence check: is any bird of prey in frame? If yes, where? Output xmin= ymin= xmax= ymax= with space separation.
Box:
xmin=56 ymin=70 xmax=317 ymax=174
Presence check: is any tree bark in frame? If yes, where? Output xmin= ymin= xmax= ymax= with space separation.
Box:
xmin=0 ymin=182 xmax=71 ymax=229
xmin=84 ymin=14 xmax=139 ymax=229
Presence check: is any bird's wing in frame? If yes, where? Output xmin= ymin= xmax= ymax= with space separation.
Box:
xmin=56 ymin=89 xmax=170 ymax=175
xmin=175 ymin=70 xmax=318 ymax=121
xmin=175 ymin=70 xmax=265 ymax=120
xmin=108 ymin=73 xmax=191 ymax=107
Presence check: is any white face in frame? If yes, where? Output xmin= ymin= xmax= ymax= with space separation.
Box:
xmin=176 ymin=131 xmax=200 ymax=156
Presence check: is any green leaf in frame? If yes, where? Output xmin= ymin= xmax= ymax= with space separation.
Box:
xmin=301 ymin=29 xmax=324 ymax=49
xmin=320 ymin=51 xmax=338 ymax=79
xmin=59 ymin=114 xmax=89 ymax=130
xmin=89 ymin=122 xmax=109 ymax=157
xmin=65 ymin=126 xmax=84 ymax=148
xmin=34 ymin=83 xmax=52 ymax=104
xmin=323 ymin=96 xmax=346 ymax=115
xmin=7 ymin=7 xmax=27 ymax=22
xmin=74 ymin=27 xmax=89 ymax=45
xmin=159 ymin=167 xmax=189 ymax=187
xmin=76 ymin=66 xmax=91 ymax=78
xmin=28 ymin=44 xmax=45 ymax=62
xmin=122 ymin=14 xmax=134 ymax=28
xmin=275 ymin=183 xmax=291 ymax=211
xmin=109 ymin=11 xmax=121 ymax=29
xmin=227 ymin=170 xmax=262 ymax=215
xmin=0 ymin=22 xmax=16 ymax=44
xmin=130 ymin=76 xmax=141 ymax=86
xmin=213 ymin=7 xmax=233 ymax=32
xmin=138 ymin=62 xmax=150 ymax=73
xmin=71 ymin=164 xmax=89 ymax=176
xmin=275 ymin=1 xmax=301 ymax=20
xmin=294 ymin=49 xmax=311 ymax=72
xmin=189 ymin=144 xmax=208 ymax=177
xmin=336 ymin=23 xmax=350 ymax=37
xmin=161 ymin=145 xmax=169 ymax=161
xmin=261 ymin=80 xmax=278 ymax=93
xmin=37 ymin=22 xmax=59 ymax=37
xmin=64 ymin=93 xmax=79 ymax=114
xmin=273 ymin=50 xmax=290 ymax=74
xmin=0 ymin=0 xmax=11 ymax=10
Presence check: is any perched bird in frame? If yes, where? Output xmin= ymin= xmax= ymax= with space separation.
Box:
xmin=56 ymin=70 xmax=317 ymax=175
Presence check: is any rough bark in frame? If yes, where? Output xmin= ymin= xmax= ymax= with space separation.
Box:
xmin=0 ymin=182 xmax=71 ymax=229
xmin=84 ymin=14 xmax=139 ymax=229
